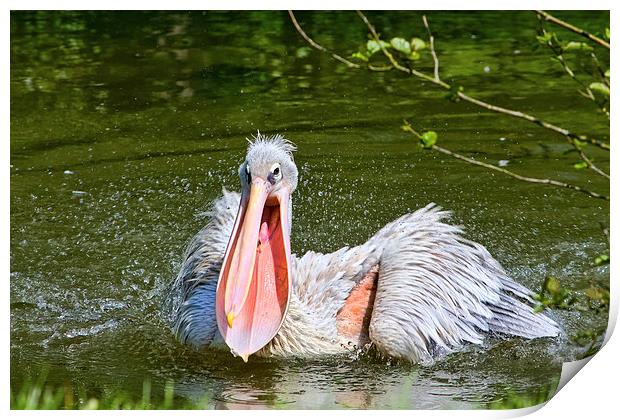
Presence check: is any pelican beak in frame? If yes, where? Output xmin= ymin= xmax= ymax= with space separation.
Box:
xmin=215 ymin=178 xmax=292 ymax=362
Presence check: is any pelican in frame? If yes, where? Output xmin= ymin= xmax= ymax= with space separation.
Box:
xmin=165 ymin=133 xmax=559 ymax=363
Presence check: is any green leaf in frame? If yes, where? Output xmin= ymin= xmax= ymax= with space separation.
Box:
xmin=594 ymin=254 xmax=610 ymax=266
xmin=589 ymin=82 xmax=610 ymax=98
xmin=420 ymin=131 xmax=437 ymax=148
xmin=367 ymin=40 xmax=381 ymax=55
xmin=366 ymin=39 xmax=390 ymax=56
xmin=605 ymin=27 xmax=610 ymax=40
xmin=573 ymin=161 xmax=588 ymax=170
xmin=536 ymin=32 xmax=553 ymax=45
xmin=410 ymin=37 xmax=426 ymax=51
xmin=563 ymin=41 xmax=593 ymax=51
xmin=408 ymin=51 xmax=421 ymax=61
xmin=573 ymin=139 xmax=587 ymax=150
xmin=351 ymin=52 xmax=369 ymax=62
xmin=390 ymin=37 xmax=411 ymax=55
xmin=545 ymin=276 xmax=561 ymax=294
xmin=604 ymin=69 xmax=610 ymax=78
xmin=445 ymin=85 xmax=464 ymax=102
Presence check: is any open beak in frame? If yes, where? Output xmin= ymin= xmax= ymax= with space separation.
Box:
xmin=215 ymin=178 xmax=292 ymax=362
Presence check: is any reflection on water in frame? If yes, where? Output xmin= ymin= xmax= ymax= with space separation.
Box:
xmin=10 ymin=11 xmax=608 ymax=408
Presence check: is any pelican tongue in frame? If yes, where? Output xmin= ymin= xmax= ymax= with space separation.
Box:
xmin=259 ymin=221 xmax=270 ymax=244
xmin=215 ymin=183 xmax=291 ymax=361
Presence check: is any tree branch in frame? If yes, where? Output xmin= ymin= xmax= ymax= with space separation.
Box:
xmin=536 ymin=10 xmax=610 ymax=49
xmin=289 ymin=10 xmax=400 ymax=74
xmin=353 ymin=11 xmax=610 ymax=150
xmin=590 ymin=51 xmax=610 ymax=87
xmin=533 ymin=17 xmax=610 ymax=179
xmin=576 ymin=145 xmax=610 ymax=180
xmin=402 ymin=121 xmax=608 ymax=201
xmin=423 ymin=15 xmax=440 ymax=83
xmin=355 ymin=10 xmax=446 ymax=86
xmin=537 ymin=14 xmax=609 ymax=118
xmin=288 ymin=10 xmax=360 ymax=69
xmin=454 ymin=91 xmax=609 ymax=150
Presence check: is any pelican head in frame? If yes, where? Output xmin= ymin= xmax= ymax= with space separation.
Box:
xmin=215 ymin=133 xmax=298 ymax=361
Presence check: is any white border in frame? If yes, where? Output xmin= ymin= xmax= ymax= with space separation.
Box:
xmin=1 ymin=0 xmax=617 ymax=10
xmin=5 ymin=1 xmax=616 ymax=418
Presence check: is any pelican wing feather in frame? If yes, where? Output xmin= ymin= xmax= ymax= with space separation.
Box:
xmin=368 ymin=204 xmax=559 ymax=363
xmin=165 ymin=189 xmax=240 ymax=349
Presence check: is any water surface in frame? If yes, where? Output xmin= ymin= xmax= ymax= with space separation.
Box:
xmin=10 ymin=11 xmax=609 ymax=409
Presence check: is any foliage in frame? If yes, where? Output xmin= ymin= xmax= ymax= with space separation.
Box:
xmin=535 ymin=16 xmax=610 ymax=116
xmin=10 ymin=376 xmax=210 ymax=410
xmin=533 ymin=261 xmax=610 ymax=358
xmin=419 ymin=131 xmax=438 ymax=149
xmin=533 ymin=276 xmax=576 ymax=313
xmin=353 ymin=11 xmax=610 ymax=185
xmin=352 ymin=35 xmax=426 ymax=62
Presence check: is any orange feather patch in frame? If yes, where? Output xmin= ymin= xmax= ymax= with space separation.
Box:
xmin=336 ymin=264 xmax=379 ymax=345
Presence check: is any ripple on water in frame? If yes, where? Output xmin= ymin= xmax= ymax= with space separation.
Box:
xmin=215 ymin=388 xmax=296 ymax=408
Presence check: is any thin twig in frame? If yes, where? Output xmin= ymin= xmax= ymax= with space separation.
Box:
xmin=591 ymin=51 xmax=610 ymax=87
xmin=402 ymin=121 xmax=608 ymax=201
xmin=557 ymin=55 xmax=597 ymax=102
xmin=540 ymin=25 xmax=594 ymax=97
xmin=576 ymin=146 xmax=610 ymax=180
xmin=535 ymin=18 xmax=609 ymax=178
xmin=457 ymin=91 xmax=609 ymax=149
xmin=353 ymin=10 xmax=610 ymax=151
xmin=368 ymin=64 xmax=394 ymax=72
xmin=537 ymin=15 xmax=609 ymax=118
xmin=536 ymin=10 xmax=610 ymax=49
xmin=288 ymin=10 xmax=360 ymax=69
xmin=423 ymin=15 xmax=440 ymax=82
xmin=431 ymin=144 xmax=608 ymax=199
xmin=355 ymin=10 xmax=446 ymax=86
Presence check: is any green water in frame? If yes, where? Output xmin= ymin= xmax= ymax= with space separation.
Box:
xmin=10 ymin=11 xmax=609 ymax=409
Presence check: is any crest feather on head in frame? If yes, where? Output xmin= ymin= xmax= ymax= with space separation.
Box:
xmin=246 ymin=131 xmax=296 ymax=160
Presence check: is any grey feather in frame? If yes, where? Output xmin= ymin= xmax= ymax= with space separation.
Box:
xmin=164 ymin=188 xmax=240 ymax=349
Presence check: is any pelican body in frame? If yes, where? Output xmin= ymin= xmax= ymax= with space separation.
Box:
xmin=165 ymin=134 xmax=559 ymax=363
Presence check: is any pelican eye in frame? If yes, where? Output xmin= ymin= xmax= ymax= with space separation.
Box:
xmin=270 ymin=163 xmax=282 ymax=181
xmin=245 ymin=164 xmax=251 ymax=182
